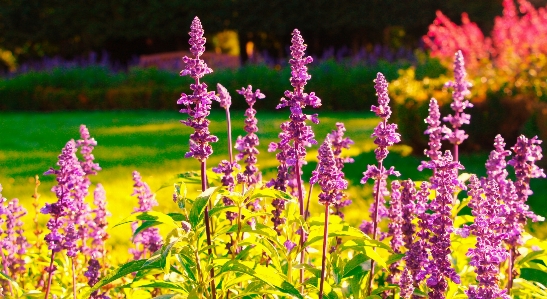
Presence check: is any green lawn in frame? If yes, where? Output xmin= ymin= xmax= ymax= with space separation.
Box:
xmin=1 ymin=110 xmax=546 ymax=256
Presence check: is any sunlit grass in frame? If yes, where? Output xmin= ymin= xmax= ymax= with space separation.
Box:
xmin=1 ymin=110 xmax=545 ymax=261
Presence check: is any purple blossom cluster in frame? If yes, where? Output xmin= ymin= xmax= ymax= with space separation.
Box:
xmin=268 ymin=29 xmax=321 ymax=233
xmin=130 ymin=171 xmax=163 ymax=260
xmin=327 ymin=123 xmax=354 ymax=218
xmin=464 ymin=175 xmax=510 ymax=299
xmin=310 ymin=138 xmax=348 ymax=206
xmin=442 ymin=50 xmax=473 ymax=160
xmin=424 ymin=98 xmax=443 ymax=161
xmin=212 ymin=160 xmax=240 ymax=222
xmin=75 ymin=125 xmax=101 ymax=255
xmin=84 ymin=184 xmax=110 ymax=299
xmin=419 ymin=151 xmax=464 ymax=298
xmin=0 ymin=185 xmax=29 ymax=280
xmin=177 ymin=17 xmax=219 ymax=162
xmin=386 ymin=180 xmax=403 ymax=284
xmin=235 ymin=85 xmax=265 ymax=185
xmin=41 ymin=140 xmax=85 ymax=256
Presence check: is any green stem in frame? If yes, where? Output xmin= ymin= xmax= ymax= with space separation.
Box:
xmin=319 ymin=205 xmax=330 ymax=299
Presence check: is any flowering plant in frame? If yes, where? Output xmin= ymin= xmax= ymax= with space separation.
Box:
xmin=1 ymin=16 xmax=547 ymax=299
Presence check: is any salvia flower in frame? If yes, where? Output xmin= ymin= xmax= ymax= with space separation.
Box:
xmin=399 ymin=268 xmax=415 ymax=299
xmin=424 ymin=98 xmax=443 ymax=161
xmin=212 ymin=160 xmax=240 ymax=222
xmin=217 ymin=83 xmax=231 ymax=110
xmin=42 ymin=140 xmax=85 ymax=254
xmin=311 ymin=138 xmax=348 ymax=206
xmin=465 ymin=175 xmax=510 ymax=299
xmin=177 ymin=17 xmax=219 ymax=162
xmin=235 ymin=85 xmax=265 ymax=185
xmin=327 ymin=123 xmax=354 ymax=218
xmin=504 ymin=135 xmax=546 ymax=246
xmin=75 ymin=124 xmax=101 ymax=254
xmin=130 ymin=171 xmax=163 ymax=260
xmin=405 ymin=181 xmax=430 ymax=289
xmin=387 ymin=180 xmax=403 ymax=284
xmin=485 ymin=134 xmax=511 ymax=187
xmin=268 ymin=29 xmax=321 ymax=232
xmin=420 ymin=151 xmax=464 ymax=298
xmin=442 ymin=51 xmax=473 ymax=152
xmin=0 ymin=185 xmax=29 ymax=278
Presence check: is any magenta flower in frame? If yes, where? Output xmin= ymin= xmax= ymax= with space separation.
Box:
xmin=235 ymin=85 xmax=265 ymax=185
xmin=130 ymin=171 xmax=162 ymax=260
xmin=177 ymin=17 xmax=219 ymax=162
xmin=465 ymin=175 xmax=510 ymax=299
xmin=327 ymin=123 xmax=354 ymax=218
xmin=42 ymin=140 xmax=85 ymax=254
xmin=0 ymin=185 xmax=29 ymax=279
xmin=442 ymin=50 xmax=473 ymax=161
xmin=424 ymin=98 xmax=443 ymax=161
xmin=420 ymin=151 xmax=464 ymax=297
xmin=212 ymin=160 xmax=240 ymax=222
xmin=311 ymin=138 xmax=348 ymax=206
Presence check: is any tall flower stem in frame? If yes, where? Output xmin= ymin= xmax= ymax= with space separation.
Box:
xmin=0 ymin=249 xmax=13 ymax=296
xmin=367 ymin=159 xmax=383 ymax=295
xmin=319 ymin=206 xmax=330 ymax=299
xmin=304 ymin=182 xmax=314 ymax=221
xmin=226 ymin=109 xmax=233 ymax=164
xmin=507 ymin=249 xmax=514 ymax=292
xmin=201 ymin=161 xmax=216 ymax=299
xmin=72 ymin=258 xmax=77 ymax=299
xmin=44 ymin=250 xmax=56 ymax=299
xmin=295 ymin=160 xmax=306 ymax=289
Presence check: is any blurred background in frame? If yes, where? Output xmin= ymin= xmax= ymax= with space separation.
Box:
xmin=1 ymin=0 xmax=547 ymax=252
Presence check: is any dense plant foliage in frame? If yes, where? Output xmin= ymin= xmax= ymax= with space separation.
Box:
xmin=1 ymin=16 xmax=547 ymax=299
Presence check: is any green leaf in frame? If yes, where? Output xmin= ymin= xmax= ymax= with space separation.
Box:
xmin=158 ymin=172 xmax=201 ymax=191
xmin=209 ymin=205 xmax=239 ymax=218
xmin=124 ymin=281 xmax=188 ymax=292
xmin=293 ymin=263 xmax=321 ymax=278
xmin=133 ymin=220 xmax=162 ymax=239
xmin=177 ymin=253 xmax=197 ymax=282
xmin=522 ymin=267 xmax=547 ymax=286
xmin=249 ymin=188 xmax=294 ymax=201
xmin=371 ymin=285 xmax=399 ymax=295
xmin=364 ymin=246 xmax=387 ymax=269
xmin=519 ymin=250 xmax=547 ymax=265
xmin=343 ymin=253 xmax=370 ymax=278
xmin=167 ymin=213 xmax=186 ymax=221
xmin=82 ymin=259 xmax=149 ymax=297
xmin=116 ymin=211 xmax=179 ymax=230
xmin=188 ymin=187 xmax=219 ymax=228
xmin=386 ymin=253 xmax=405 ymax=265
xmin=220 ymin=260 xmax=303 ymax=299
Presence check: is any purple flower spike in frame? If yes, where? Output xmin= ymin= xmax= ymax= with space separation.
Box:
xmin=399 ymin=268 xmax=414 ymax=299
xmin=387 ymin=180 xmax=403 ymax=284
xmin=420 ymin=151 xmax=464 ymax=297
xmin=412 ymin=181 xmax=431 ymax=284
xmin=42 ymin=140 xmax=85 ymax=253
xmin=327 ymin=123 xmax=354 ymax=218
xmin=235 ymin=85 xmax=265 ymax=185
xmin=466 ymin=175 xmax=510 ymax=299
xmin=75 ymin=125 xmax=100 ymax=255
xmin=442 ymin=51 xmax=473 ymax=158
xmin=269 ymin=29 xmax=321 ymax=233
xmin=212 ymin=160 xmax=240 ymax=222
xmin=130 ymin=171 xmax=163 ymax=260
xmin=0 ymin=186 xmax=30 ymax=279
xmin=178 ymin=17 xmax=219 ymax=162
xmin=315 ymin=138 xmax=348 ymax=206
xmin=217 ymin=83 xmax=231 ymax=110
xmin=424 ymin=98 xmax=443 ymax=161
xmin=485 ymin=134 xmax=511 ymax=187
xmin=504 ymin=135 xmax=545 ymax=247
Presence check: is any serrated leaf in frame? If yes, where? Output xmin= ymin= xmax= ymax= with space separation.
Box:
xmin=220 ymin=260 xmax=303 ymax=299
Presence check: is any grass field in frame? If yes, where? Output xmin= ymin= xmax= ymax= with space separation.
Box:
xmin=1 ymin=109 xmax=546 ymax=257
